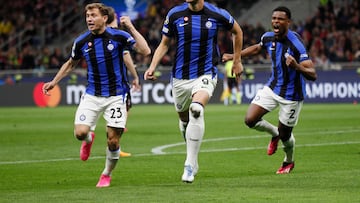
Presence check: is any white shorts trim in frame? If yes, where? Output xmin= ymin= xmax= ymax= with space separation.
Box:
xmin=251 ymin=86 xmax=303 ymax=127
xmin=172 ymin=75 xmax=217 ymax=112
xmin=74 ymin=94 xmax=127 ymax=129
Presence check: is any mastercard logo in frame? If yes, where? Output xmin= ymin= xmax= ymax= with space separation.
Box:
xmin=33 ymin=82 xmax=61 ymax=107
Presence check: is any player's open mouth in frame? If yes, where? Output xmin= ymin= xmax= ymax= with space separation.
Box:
xmin=273 ymin=25 xmax=280 ymax=33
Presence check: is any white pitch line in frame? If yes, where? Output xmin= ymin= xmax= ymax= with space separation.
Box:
xmin=151 ymin=129 xmax=360 ymax=154
xmin=1 ymin=129 xmax=359 ymax=165
xmin=151 ymin=141 xmax=360 ymax=155
xmin=1 ymin=141 xmax=359 ymax=165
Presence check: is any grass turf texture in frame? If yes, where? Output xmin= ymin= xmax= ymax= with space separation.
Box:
xmin=0 ymin=104 xmax=359 ymax=203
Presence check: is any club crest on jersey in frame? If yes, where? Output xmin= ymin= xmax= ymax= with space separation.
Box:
xmin=205 ymin=21 xmax=212 ymax=29
xmin=107 ymin=43 xmax=114 ymax=51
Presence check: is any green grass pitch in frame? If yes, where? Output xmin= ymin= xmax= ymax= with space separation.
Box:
xmin=0 ymin=103 xmax=359 ymax=202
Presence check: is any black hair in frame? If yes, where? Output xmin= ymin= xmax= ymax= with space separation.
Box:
xmin=273 ymin=6 xmax=291 ymax=19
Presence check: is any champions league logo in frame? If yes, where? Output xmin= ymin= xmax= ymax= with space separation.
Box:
xmin=103 ymin=0 xmax=148 ymax=21
xmin=125 ymin=0 xmax=135 ymax=11
xmin=122 ymin=0 xmax=138 ymax=20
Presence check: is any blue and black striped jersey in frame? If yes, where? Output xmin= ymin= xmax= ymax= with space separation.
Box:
xmin=260 ymin=30 xmax=310 ymax=101
xmin=162 ymin=2 xmax=234 ymax=79
xmin=71 ymin=27 xmax=135 ymax=97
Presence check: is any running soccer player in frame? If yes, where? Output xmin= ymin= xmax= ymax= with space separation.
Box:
xmin=223 ymin=6 xmax=317 ymax=174
xmin=144 ymin=0 xmax=244 ymax=183
xmin=42 ymin=3 xmax=150 ymax=187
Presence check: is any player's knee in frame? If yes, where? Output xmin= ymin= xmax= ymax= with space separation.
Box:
xmin=74 ymin=130 xmax=88 ymax=141
xmin=107 ymin=136 xmax=119 ymax=151
xmin=74 ymin=125 xmax=91 ymax=140
xmin=244 ymin=116 xmax=257 ymax=128
xmin=108 ymin=141 xmax=119 ymax=151
xmin=280 ymin=132 xmax=292 ymax=142
xmin=189 ymin=102 xmax=204 ymax=119
xmin=107 ymin=128 xmax=121 ymax=151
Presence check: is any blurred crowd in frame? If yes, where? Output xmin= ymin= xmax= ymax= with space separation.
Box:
xmin=236 ymin=0 xmax=360 ymax=69
xmin=299 ymin=0 xmax=360 ymax=69
xmin=0 ymin=0 xmax=80 ymax=71
xmin=0 ymin=0 xmax=359 ymax=73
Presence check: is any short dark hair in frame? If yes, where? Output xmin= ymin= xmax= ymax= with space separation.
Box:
xmin=85 ymin=3 xmax=109 ymax=17
xmin=273 ymin=6 xmax=291 ymax=19
xmin=105 ymin=6 xmax=115 ymax=24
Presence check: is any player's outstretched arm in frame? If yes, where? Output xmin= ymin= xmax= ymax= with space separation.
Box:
xmin=42 ymin=58 xmax=79 ymax=95
xmin=222 ymin=43 xmax=262 ymax=63
xmin=241 ymin=44 xmax=262 ymax=57
xmin=144 ymin=35 xmax=171 ymax=81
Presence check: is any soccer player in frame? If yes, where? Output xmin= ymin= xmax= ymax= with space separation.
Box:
xmin=42 ymin=3 xmax=150 ymax=187
xmin=144 ymin=0 xmax=244 ymax=183
xmin=107 ymin=6 xmax=140 ymax=158
xmin=223 ymin=6 xmax=317 ymax=174
xmin=223 ymin=60 xmax=242 ymax=105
